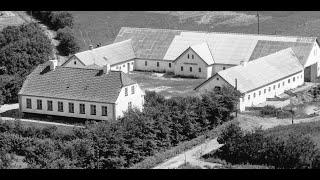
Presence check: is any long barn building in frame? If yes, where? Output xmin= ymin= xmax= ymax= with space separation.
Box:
xmin=112 ymin=27 xmax=320 ymax=82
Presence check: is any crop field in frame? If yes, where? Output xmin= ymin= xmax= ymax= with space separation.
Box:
xmin=70 ymin=11 xmax=320 ymax=52
xmin=128 ymin=71 xmax=205 ymax=98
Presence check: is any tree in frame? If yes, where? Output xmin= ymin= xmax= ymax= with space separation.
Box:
xmin=50 ymin=12 xmax=74 ymax=30
xmin=57 ymin=34 xmax=80 ymax=56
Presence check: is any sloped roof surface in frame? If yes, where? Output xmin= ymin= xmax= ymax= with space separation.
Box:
xmin=114 ymin=27 xmax=317 ymax=65
xmin=217 ymin=48 xmax=304 ymax=93
xmin=249 ymin=40 xmax=314 ymax=66
xmin=73 ymin=39 xmax=135 ymax=66
xmin=19 ymin=62 xmax=136 ymax=103
xmin=114 ymin=27 xmax=183 ymax=59
xmin=191 ymin=43 xmax=215 ymax=65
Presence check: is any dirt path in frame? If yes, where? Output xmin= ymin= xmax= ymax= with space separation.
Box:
xmin=154 ymin=113 xmax=320 ymax=169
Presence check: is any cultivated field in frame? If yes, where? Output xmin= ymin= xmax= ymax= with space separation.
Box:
xmin=70 ymin=11 xmax=320 ymax=52
xmin=128 ymin=71 xmax=205 ymax=98
xmin=0 ymin=11 xmax=26 ymax=30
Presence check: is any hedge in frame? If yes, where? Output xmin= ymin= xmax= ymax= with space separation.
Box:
xmin=129 ymin=120 xmax=233 ymax=169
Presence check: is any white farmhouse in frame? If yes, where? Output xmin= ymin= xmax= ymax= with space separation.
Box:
xmin=18 ymin=60 xmax=144 ymax=121
xmin=114 ymin=27 xmax=320 ymax=82
xmin=195 ymin=48 xmax=304 ymax=112
xmin=61 ymin=39 xmax=136 ymax=73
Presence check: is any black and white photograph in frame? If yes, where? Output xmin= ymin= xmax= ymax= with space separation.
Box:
xmin=1 ymin=8 xmax=320 ymax=173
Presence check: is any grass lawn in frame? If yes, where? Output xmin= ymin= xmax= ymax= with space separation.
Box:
xmin=128 ymin=71 xmax=205 ymax=98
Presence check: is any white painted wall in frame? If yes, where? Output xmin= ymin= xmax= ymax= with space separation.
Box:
xmin=197 ymin=72 xmax=304 ymax=111
xmin=173 ymin=49 xmax=211 ymax=78
xmin=212 ymin=64 xmax=235 ymax=76
xmin=115 ymin=84 xmax=144 ymax=118
xmin=63 ymin=56 xmax=135 ymax=73
xmin=20 ymin=95 xmax=115 ymax=121
xmin=134 ymin=59 xmax=174 ymax=73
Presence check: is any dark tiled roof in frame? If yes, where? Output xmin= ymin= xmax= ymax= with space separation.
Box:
xmin=249 ymin=40 xmax=314 ymax=66
xmin=19 ymin=62 xmax=136 ymax=103
xmin=114 ymin=27 xmax=183 ymax=60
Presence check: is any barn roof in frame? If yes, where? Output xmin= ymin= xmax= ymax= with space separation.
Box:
xmin=114 ymin=27 xmax=317 ymax=65
xmin=196 ymin=48 xmax=304 ymax=93
xmin=66 ymin=39 xmax=136 ymax=67
xmin=249 ymin=40 xmax=314 ymax=66
xmin=19 ymin=61 xmax=136 ymax=103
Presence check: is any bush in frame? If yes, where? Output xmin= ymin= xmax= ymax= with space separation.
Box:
xmin=56 ymin=27 xmax=74 ymax=41
xmin=57 ymin=33 xmax=80 ymax=56
xmin=276 ymin=110 xmax=292 ymax=119
xmin=214 ymin=124 xmax=320 ymax=169
xmin=50 ymin=12 xmax=74 ymax=30
xmin=259 ymin=105 xmax=278 ymax=117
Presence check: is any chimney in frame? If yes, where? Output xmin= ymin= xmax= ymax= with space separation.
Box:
xmin=49 ymin=60 xmax=58 ymax=70
xmin=102 ymin=64 xmax=111 ymax=74
xmin=89 ymin=44 xmax=94 ymax=50
xmin=240 ymin=60 xmax=247 ymax=67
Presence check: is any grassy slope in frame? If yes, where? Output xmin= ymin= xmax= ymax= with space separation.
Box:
xmin=264 ymin=120 xmax=320 ymax=148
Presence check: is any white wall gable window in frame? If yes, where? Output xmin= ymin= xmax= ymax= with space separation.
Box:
xmin=190 ymin=67 xmax=192 ymax=72
xmin=128 ymin=102 xmax=132 ymax=109
xmin=169 ymin=63 xmax=171 ymax=68
xmin=102 ymin=106 xmax=108 ymax=116
xmin=181 ymin=66 xmax=183 ymax=71
xmin=157 ymin=62 xmax=160 ymax=67
xmin=79 ymin=104 xmax=85 ymax=114
xmin=26 ymin=98 xmax=32 ymax=109
xmin=90 ymin=105 xmax=96 ymax=115
xmin=74 ymin=61 xmax=77 ymax=65
xmin=199 ymin=68 xmax=201 ymax=72
xmin=125 ymin=87 xmax=128 ymax=96
xmin=145 ymin=61 xmax=147 ymax=66
xmin=192 ymin=54 xmax=194 ymax=59
xmin=131 ymin=85 xmax=135 ymax=94
xmin=187 ymin=54 xmax=190 ymax=59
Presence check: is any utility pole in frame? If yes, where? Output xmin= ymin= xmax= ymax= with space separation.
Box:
xmin=235 ymin=78 xmax=238 ymax=117
xmin=257 ymin=11 xmax=260 ymax=34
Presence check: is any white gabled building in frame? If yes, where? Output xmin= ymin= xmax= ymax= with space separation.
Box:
xmin=114 ymin=27 xmax=320 ymax=82
xmin=194 ymin=48 xmax=304 ymax=112
xmin=18 ymin=60 xmax=145 ymax=121
xmin=61 ymin=39 xmax=136 ymax=73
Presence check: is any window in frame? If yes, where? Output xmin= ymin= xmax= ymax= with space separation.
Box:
xmin=68 ymin=102 xmax=74 ymax=113
xmin=131 ymin=85 xmax=135 ymax=94
xmin=79 ymin=104 xmax=85 ymax=114
xmin=214 ymin=86 xmax=221 ymax=91
xmin=187 ymin=54 xmax=190 ymax=59
xmin=26 ymin=98 xmax=32 ymax=109
xmin=301 ymin=74 xmax=303 ymax=79
xmin=259 ymin=91 xmax=261 ymax=96
xmin=145 ymin=61 xmax=147 ymax=66
xmin=90 ymin=105 xmax=96 ymax=115
xmin=264 ymin=89 xmax=266 ymax=94
xmin=157 ymin=62 xmax=159 ymax=67
xmin=217 ymin=77 xmax=219 ymax=80
xmin=125 ymin=87 xmax=128 ymax=96
xmin=36 ymin=99 xmax=42 ymax=110
xmin=169 ymin=63 xmax=171 ymax=68
xmin=273 ymin=85 xmax=276 ymax=90
xmin=190 ymin=67 xmax=192 ymax=72
xmin=269 ymin=87 xmax=271 ymax=92
xmin=288 ymin=79 xmax=290 ymax=83
xmin=58 ymin=101 xmax=63 ymax=112
xmin=128 ymin=102 xmax=132 ymax=109
xmin=181 ymin=66 xmax=183 ymax=71
xmin=74 ymin=61 xmax=76 ymax=65
xmin=192 ymin=55 xmax=194 ymax=59
xmin=131 ymin=62 xmax=134 ymax=65
xmin=223 ymin=67 xmax=226 ymax=70
xmin=123 ymin=64 xmax=125 ymax=67
xmin=248 ymin=95 xmax=250 ymax=100
xmin=47 ymin=100 xmax=53 ymax=111
xmin=297 ymin=75 xmax=299 ymax=79
xmin=283 ymin=82 xmax=285 ymax=86
xmin=293 ymin=77 xmax=295 ymax=82
xmin=102 ymin=106 xmax=108 ymax=116
xmin=278 ymin=83 xmax=280 ymax=88
xmin=199 ymin=68 xmax=201 ymax=72
xmin=253 ymin=93 xmax=256 ymax=98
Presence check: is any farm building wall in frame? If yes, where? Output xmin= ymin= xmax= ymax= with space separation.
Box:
xmin=196 ymin=71 xmax=304 ymax=111
xmin=115 ymin=83 xmax=145 ymax=118
xmin=173 ymin=48 xmax=212 ymax=78
xmin=20 ymin=95 xmax=115 ymax=121
xmin=212 ymin=64 xmax=235 ymax=76
xmin=134 ymin=59 xmax=174 ymax=73
xmin=63 ymin=56 xmax=86 ymax=68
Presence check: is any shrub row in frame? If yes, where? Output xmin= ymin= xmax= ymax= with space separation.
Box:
xmin=214 ymin=123 xmax=320 ymax=169
xmin=28 ymin=11 xmax=74 ymax=31
xmin=259 ymin=105 xmax=292 ymax=119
